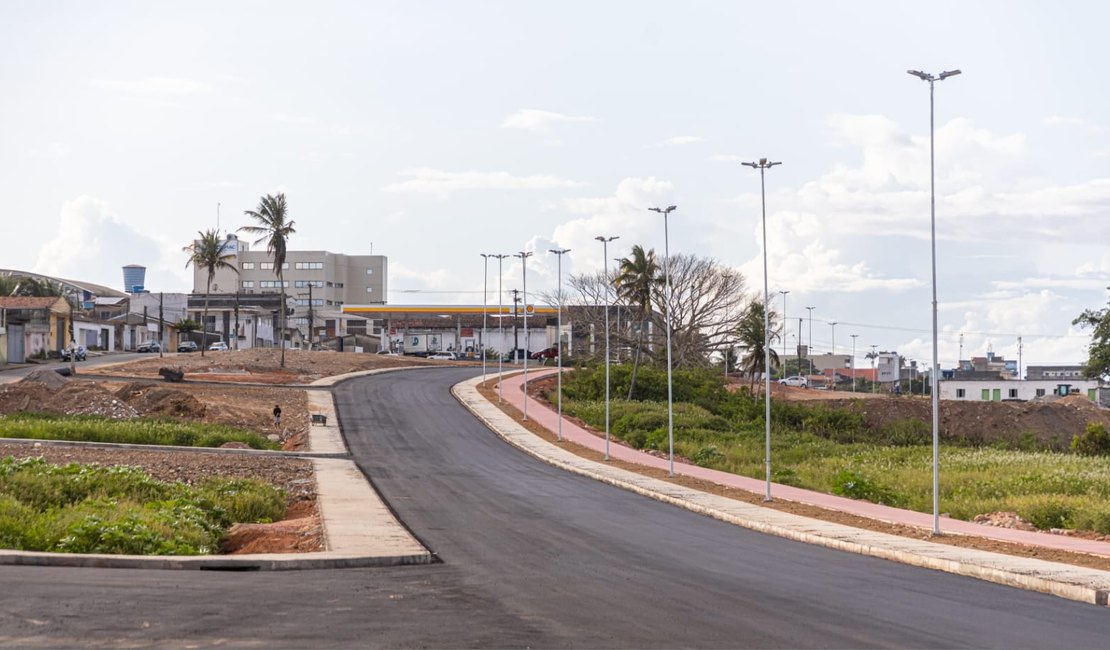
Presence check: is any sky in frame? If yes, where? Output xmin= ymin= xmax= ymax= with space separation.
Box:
xmin=2 ymin=1 xmax=1109 ymax=370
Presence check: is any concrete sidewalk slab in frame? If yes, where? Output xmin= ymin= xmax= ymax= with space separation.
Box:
xmin=306 ymin=390 xmax=347 ymax=454
xmin=453 ymin=374 xmax=1110 ymax=607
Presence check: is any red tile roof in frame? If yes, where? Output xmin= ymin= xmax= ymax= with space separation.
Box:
xmin=0 ymin=296 xmax=67 ymax=310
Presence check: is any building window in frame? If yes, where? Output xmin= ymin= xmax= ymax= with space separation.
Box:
xmin=365 ymin=287 xmax=373 ymax=293
xmin=295 ymin=262 xmax=324 ymax=270
xmin=260 ymin=280 xmax=288 ymax=288
xmin=366 ymin=269 xmax=373 ymax=275
xmin=1008 ymin=389 xmax=1018 ymax=399
xmin=1036 ymin=389 xmax=1045 ymax=397
xmin=956 ymin=389 xmax=965 ymax=398
xmin=241 ymin=281 xmax=254 ymax=288
xmin=326 ymin=281 xmax=333 ymax=288
xmin=326 ymin=300 xmax=333 ymax=306
xmin=335 ymin=282 xmax=343 ymax=288
xmin=242 ymin=262 xmax=255 ymax=270
xmin=294 ymin=280 xmax=323 ymax=288
xmin=260 ymin=262 xmax=273 ymax=270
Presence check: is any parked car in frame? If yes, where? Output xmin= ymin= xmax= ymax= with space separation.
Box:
xmin=208 ymin=341 xmax=229 ymax=351
xmin=428 ymin=351 xmax=458 ymax=360
xmin=530 ymin=347 xmax=559 ymax=361
xmin=503 ymin=349 xmax=532 ymax=362
xmin=136 ymin=341 xmax=161 ymax=353
xmin=779 ymin=375 xmax=809 ymax=388
xmin=177 ymin=341 xmax=198 ymax=353
xmin=61 ymin=345 xmax=87 ymax=362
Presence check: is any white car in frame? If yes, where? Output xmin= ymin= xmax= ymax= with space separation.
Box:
xmin=428 ymin=351 xmax=458 ymax=360
xmin=208 ymin=341 xmax=229 ymax=351
xmin=779 ymin=376 xmax=809 ymax=388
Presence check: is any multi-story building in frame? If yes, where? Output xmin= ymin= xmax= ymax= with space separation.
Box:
xmin=1025 ymin=365 xmax=1087 ymax=381
xmin=192 ymin=235 xmax=387 ymax=308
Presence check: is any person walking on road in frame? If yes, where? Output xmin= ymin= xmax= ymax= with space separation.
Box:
xmin=273 ymin=404 xmax=282 ymax=426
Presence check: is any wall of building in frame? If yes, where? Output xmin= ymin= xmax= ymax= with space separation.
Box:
xmin=940 ymin=379 xmax=1101 ymax=402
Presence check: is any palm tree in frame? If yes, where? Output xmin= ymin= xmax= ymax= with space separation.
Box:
xmin=240 ymin=193 xmax=296 ymax=368
xmin=183 ymin=229 xmax=238 ymax=357
xmin=615 ymin=245 xmax=663 ymax=399
xmin=865 ymin=349 xmax=880 ymax=393
xmin=734 ymin=298 xmax=781 ymax=395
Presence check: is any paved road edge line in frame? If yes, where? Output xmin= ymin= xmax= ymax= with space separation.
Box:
xmin=452 ymin=376 xmax=1110 ymax=608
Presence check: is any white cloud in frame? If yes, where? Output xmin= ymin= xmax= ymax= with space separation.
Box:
xmin=1044 ymin=115 xmax=1106 ymax=133
xmin=28 ymin=142 xmax=71 ymax=160
xmin=381 ymin=167 xmax=586 ymax=198
xmin=270 ymin=113 xmax=317 ymax=125
xmin=32 ymin=196 xmax=188 ymax=292
xmin=648 ymin=135 xmax=706 ymax=148
xmin=501 ymin=109 xmax=599 ymax=132
xmin=709 ymin=154 xmax=744 ymax=163
xmin=89 ymin=77 xmax=211 ymax=95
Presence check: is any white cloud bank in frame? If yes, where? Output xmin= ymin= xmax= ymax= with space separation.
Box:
xmin=501 ymin=109 xmax=599 ymax=132
xmin=381 ymin=167 xmax=586 ymax=198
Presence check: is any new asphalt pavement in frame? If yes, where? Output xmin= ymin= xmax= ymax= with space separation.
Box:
xmin=0 ymin=366 xmax=1106 ymax=647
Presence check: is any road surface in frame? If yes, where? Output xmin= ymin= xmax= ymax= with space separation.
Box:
xmin=0 ymin=366 xmax=1106 ymax=647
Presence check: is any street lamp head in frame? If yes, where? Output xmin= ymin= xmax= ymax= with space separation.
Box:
xmin=907 ymin=69 xmax=932 ymax=81
xmin=548 ymin=248 xmax=571 ymax=255
xmin=741 ymin=161 xmax=757 ymax=169
xmin=939 ymin=69 xmax=962 ymax=80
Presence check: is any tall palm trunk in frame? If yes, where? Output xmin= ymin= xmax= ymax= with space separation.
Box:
xmin=279 ymin=270 xmax=286 ymax=367
xmin=627 ymin=314 xmax=648 ymax=400
xmin=201 ymin=279 xmax=210 ymax=358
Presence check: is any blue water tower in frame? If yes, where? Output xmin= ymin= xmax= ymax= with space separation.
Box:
xmin=123 ymin=265 xmax=146 ymax=293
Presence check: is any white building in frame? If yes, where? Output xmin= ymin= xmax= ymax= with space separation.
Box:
xmin=940 ymin=378 xmax=1101 ymax=402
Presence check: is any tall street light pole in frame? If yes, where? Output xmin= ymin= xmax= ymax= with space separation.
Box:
xmin=596 ymin=235 xmax=619 ymax=461
xmin=850 ymin=334 xmax=859 ymax=392
xmin=909 ymin=67 xmax=961 ymax=536
xmin=480 ymin=254 xmax=490 ymax=383
xmin=741 ymin=158 xmax=781 ymax=502
xmin=493 ymin=254 xmax=509 ymax=403
xmin=648 ymin=205 xmax=677 ymax=477
xmin=515 ymin=251 xmax=534 ymax=421
xmin=779 ymin=289 xmax=790 ymax=375
xmin=806 ymin=306 xmax=815 ymax=376
xmin=549 ymin=248 xmax=571 ymax=442
xmin=614 ymin=257 xmax=624 ymax=363
xmin=829 ymin=321 xmax=838 ymax=389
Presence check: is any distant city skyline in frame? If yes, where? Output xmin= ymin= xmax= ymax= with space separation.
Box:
xmin=2 ymin=1 xmax=1108 ymax=368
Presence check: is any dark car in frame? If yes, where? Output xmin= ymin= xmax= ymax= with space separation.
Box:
xmin=137 ymin=341 xmax=161 ymax=353
xmin=503 ymin=348 xmax=532 ymax=362
xmin=177 ymin=341 xmax=198 ymax=353
xmin=530 ymin=347 xmax=558 ymax=360
xmin=61 ymin=345 xmax=87 ymax=362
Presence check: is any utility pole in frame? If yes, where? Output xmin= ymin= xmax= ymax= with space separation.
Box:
xmin=870 ymin=344 xmax=878 ymax=393
xmin=308 ymin=283 xmax=314 ymax=351
xmin=806 ymin=306 xmax=815 ymax=376
xmin=850 ymin=334 xmax=859 ymax=392
xmin=234 ymin=292 xmax=240 ymax=351
xmin=158 ymin=292 xmax=164 ymax=359
xmin=511 ymin=289 xmax=521 ymax=355
xmin=1018 ymin=335 xmax=1023 ymax=380
xmin=959 ymin=332 xmax=964 ymax=367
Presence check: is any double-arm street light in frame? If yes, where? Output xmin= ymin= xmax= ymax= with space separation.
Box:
xmin=850 ymin=333 xmax=859 ymax=392
xmin=515 ymin=251 xmax=534 ymax=420
xmin=596 ymin=235 xmax=620 ymax=460
xmin=648 ymin=205 xmax=677 ymax=477
xmin=741 ymin=158 xmax=781 ymax=502
xmin=549 ymin=248 xmax=571 ymax=442
xmin=491 ymin=254 xmax=509 ymax=403
xmin=908 ymin=67 xmax=961 ymax=536
xmin=806 ymin=306 xmax=815 ymax=376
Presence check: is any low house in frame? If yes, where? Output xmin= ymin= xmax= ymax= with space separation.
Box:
xmin=940 ymin=378 xmax=1102 ymax=403
xmin=0 ymin=296 xmax=71 ymax=363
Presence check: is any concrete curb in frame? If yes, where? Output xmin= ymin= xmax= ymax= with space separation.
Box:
xmin=452 ymin=376 xmax=1110 ymax=608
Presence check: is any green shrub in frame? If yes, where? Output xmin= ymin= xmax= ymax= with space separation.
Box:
xmin=1071 ymin=422 xmax=1110 ymax=456
xmin=831 ymin=469 xmax=902 ymax=506
xmin=1021 ymin=498 xmax=1074 ymax=530
xmin=691 ymin=445 xmax=725 ymax=467
xmin=0 ymin=413 xmax=278 ymax=450
xmin=0 ymin=457 xmax=285 ymax=555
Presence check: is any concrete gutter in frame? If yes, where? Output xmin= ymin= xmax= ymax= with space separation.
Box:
xmin=452 ymin=375 xmax=1110 ymax=608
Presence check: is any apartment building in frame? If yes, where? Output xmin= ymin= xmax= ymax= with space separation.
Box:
xmin=191 ymin=235 xmax=387 ymax=309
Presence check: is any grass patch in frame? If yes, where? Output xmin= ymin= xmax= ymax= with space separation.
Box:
xmin=0 ymin=456 xmax=285 ymax=554
xmin=0 ymin=413 xmax=278 ymax=450
xmin=557 ymin=364 xmax=1110 ymax=534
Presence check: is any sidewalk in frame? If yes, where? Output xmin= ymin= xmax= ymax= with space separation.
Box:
xmin=454 ymin=370 xmax=1110 ymax=607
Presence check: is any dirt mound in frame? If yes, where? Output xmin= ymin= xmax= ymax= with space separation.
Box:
xmin=973 ymin=511 xmax=1037 ymax=531
xmin=222 ymin=501 xmax=321 ymax=554
xmin=113 ymin=383 xmax=208 ymax=418
xmin=0 ymin=380 xmax=138 ymax=419
xmin=21 ymin=368 xmax=70 ymax=390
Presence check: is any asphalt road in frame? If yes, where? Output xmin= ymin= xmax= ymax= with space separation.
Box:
xmin=0 ymin=352 xmax=148 ymax=383
xmin=0 ymin=366 xmax=1107 ymax=647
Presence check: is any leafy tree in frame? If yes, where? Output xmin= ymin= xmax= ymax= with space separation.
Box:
xmin=183 ymin=229 xmax=238 ymax=357
xmin=241 ymin=194 xmax=296 ymax=367
xmin=1074 ymin=291 xmax=1110 ymax=380
xmin=175 ymin=318 xmax=200 ymax=334
xmin=0 ymin=275 xmax=63 ymax=297
xmin=615 ymin=245 xmax=663 ymax=399
xmin=734 ymin=298 xmax=781 ymax=394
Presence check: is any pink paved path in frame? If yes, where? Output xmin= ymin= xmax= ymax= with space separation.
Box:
xmin=497 ymin=368 xmax=1110 ymax=558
